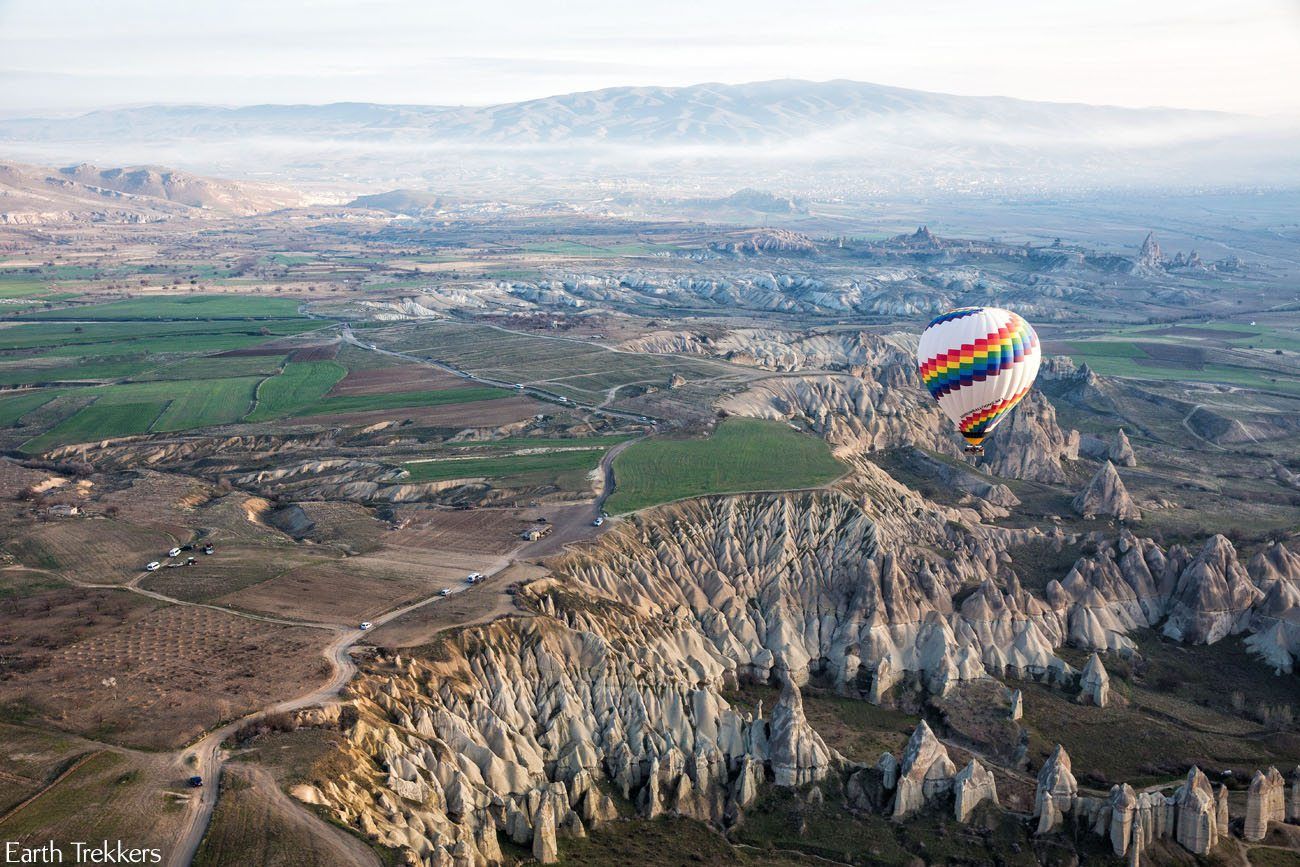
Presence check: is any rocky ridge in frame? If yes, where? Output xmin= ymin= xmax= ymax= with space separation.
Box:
xmin=283 ymin=474 xmax=1299 ymax=865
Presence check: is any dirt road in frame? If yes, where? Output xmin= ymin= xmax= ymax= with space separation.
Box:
xmin=523 ymin=437 xmax=632 ymax=558
xmin=167 ymin=505 xmax=618 ymax=866
xmin=340 ymin=324 xmax=654 ymax=425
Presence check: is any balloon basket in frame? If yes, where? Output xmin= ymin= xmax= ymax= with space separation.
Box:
xmin=964 ymin=445 xmax=985 ymax=456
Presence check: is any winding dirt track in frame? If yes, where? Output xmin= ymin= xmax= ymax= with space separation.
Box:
xmin=166 ymin=564 xmax=510 ymax=866
xmin=165 ymin=503 xmax=623 ymax=866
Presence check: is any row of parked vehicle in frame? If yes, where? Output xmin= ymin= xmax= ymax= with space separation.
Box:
xmin=144 ymin=542 xmax=214 ymax=572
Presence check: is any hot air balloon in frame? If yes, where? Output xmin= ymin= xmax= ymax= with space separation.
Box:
xmin=916 ymin=306 xmax=1041 ymax=455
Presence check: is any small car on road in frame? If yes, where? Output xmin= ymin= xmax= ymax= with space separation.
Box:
xmin=168 ymin=547 xmax=181 ymax=558
xmin=188 ymin=776 xmax=203 ymax=788
xmin=359 ymin=621 xmax=372 ymax=630
xmin=145 ymin=561 xmax=161 ymax=571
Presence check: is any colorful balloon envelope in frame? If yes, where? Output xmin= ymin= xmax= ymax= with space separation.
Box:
xmin=916 ymin=306 xmax=1041 ymax=454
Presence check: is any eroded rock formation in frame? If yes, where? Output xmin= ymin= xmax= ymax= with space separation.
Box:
xmin=1078 ymin=653 xmax=1109 ymax=707
xmin=892 ymin=721 xmax=956 ymax=819
xmin=1111 ymin=428 xmax=1137 ymax=467
xmin=980 ymin=389 xmax=1080 ymax=484
xmin=262 ymin=441 xmax=1298 ymax=867
xmin=953 ymin=759 xmax=998 ymax=822
xmin=1245 ymin=766 xmax=1287 ymax=842
xmin=1073 ymin=460 xmax=1140 ymax=522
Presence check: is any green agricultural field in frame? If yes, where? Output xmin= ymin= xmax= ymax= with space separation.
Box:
xmin=0 ymin=750 xmax=186 ymax=863
xmin=372 ymin=320 xmax=732 ymax=403
xmin=445 ymin=434 xmax=634 ymax=451
xmin=0 ymin=358 xmax=159 ymax=386
xmin=245 ymin=361 xmax=346 ymax=421
xmin=135 ymin=355 xmax=286 ymax=382
xmin=400 ymin=444 xmax=613 ymax=486
xmin=0 ymin=280 xmax=54 ymax=299
xmin=0 ymin=389 xmax=61 ymax=425
xmin=22 ymin=400 xmax=165 ymax=452
xmin=1064 ymin=339 xmax=1300 ymax=396
xmin=296 ymin=386 xmax=510 ymax=418
xmin=19 ymin=295 xmax=307 ymax=321
xmin=361 ymin=277 xmax=435 ymax=292
xmin=19 ymin=375 xmax=262 ymax=450
xmin=0 ymin=321 xmax=322 ymax=355
xmin=604 ymin=418 xmax=846 ymax=513
xmin=246 ymin=360 xmax=511 ymax=420
xmin=152 ymin=377 xmax=262 ymax=431
xmin=261 ymin=253 xmax=317 ymax=265
xmin=1064 ymin=339 xmax=1145 ymax=359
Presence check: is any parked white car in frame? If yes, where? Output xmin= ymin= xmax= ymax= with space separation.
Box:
xmin=167 ymin=547 xmax=181 ymax=557
xmin=145 ymin=561 xmax=161 ymax=572
xmin=359 ymin=621 xmax=373 ymax=630
xmin=440 ymin=588 xmax=453 ymax=596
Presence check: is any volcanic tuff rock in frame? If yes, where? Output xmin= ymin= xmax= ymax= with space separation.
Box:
xmin=472 ymin=268 xmax=974 ymax=318
xmin=980 ymin=389 xmax=1081 ymax=484
xmin=278 ymin=472 xmax=1300 ymax=864
xmin=630 ymin=326 xmax=1082 ymax=479
xmin=952 ymin=759 xmax=998 ymax=822
xmin=1030 ymin=754 xmax=1257 ymax=858
xmin=1047 ymin=530 xmax=1300 ymax=665
xmin=1175 ymin=767 xmax=1220 ymax=854
xmin=1111 ymin=428 xmax=1137 ymax=467
xmin=892 ymin=721 xmax=957 ymax=819
xmin=710 ymin=228 xmax=818 ymax=257
xmin=290 ymin=579 xmax=846 ymax=865
xmin=1034 ymin=745 xmax=1077 ymax=834
xmin=1245 ymin=766 xmax=1287 ymax=841
xmin=1290 ymin=767 xmax=1300 ymax=822
xmin=624 ymin=327 xmax=912 ymax=373
xmin=900 ymin=447 xmax=1020 ymax=519
xmin=1072 ymin=460 xmax=1140 ymax=522
xmin=554 ymin=476 xmax=1087 ymax=698
xmin=1077 ymin=653 xmax=1109 ymax=707
xmin=1163 ymin=534 xmax=1263 ymax=644
xmin=1137 ymin=232 xmax=1163 ymax=269
xmin=768 ymin=676 xmax=835 ymax=786
xmin=716 ymin=333 xmax=958 ymax=455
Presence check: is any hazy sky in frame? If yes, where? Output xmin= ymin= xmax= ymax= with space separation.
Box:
xmin=2 ymin=0 xmax=1298 ymax=116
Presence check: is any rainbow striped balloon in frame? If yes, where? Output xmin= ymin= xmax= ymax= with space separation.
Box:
xmin=916 ymin=307 xmax=1040 ymax=452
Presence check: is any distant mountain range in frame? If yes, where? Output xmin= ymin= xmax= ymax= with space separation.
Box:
xmin=0 ymin=80 xmax=1234 ymax=145
xmin=0 ymin=160 xmax=302 ymax=223
xmin=0 ymin=80 xmax=1293 ymax=194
